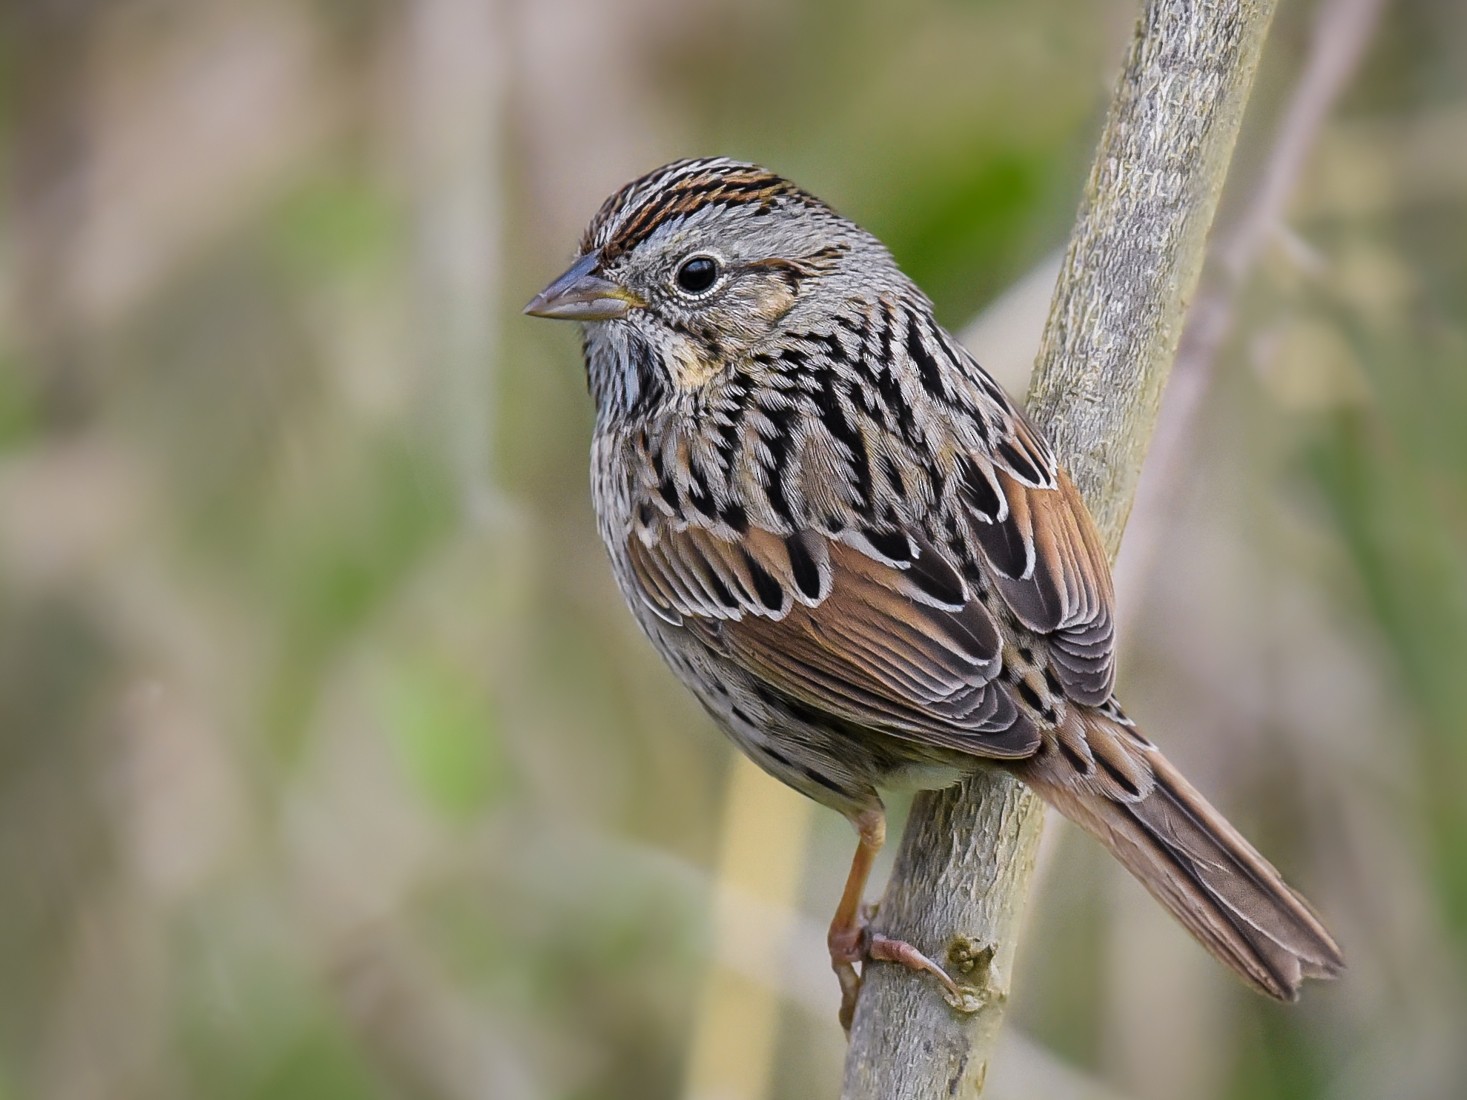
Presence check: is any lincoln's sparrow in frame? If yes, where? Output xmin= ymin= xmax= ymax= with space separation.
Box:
xmin=527 ymin=158 xmax=1342 ymax=1028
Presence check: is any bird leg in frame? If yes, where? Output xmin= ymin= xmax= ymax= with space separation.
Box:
xmin=829 ymin=807 xmax=964 ymax=1031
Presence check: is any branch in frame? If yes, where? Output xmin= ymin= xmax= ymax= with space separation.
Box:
xmin=841 ymin=2 xmax=1280 ymax=1096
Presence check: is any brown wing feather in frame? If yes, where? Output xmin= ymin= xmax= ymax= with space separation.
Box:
xmin=625 ymin=520 xmax=1038 ymax=760
xmin=972 ymin=452 xmax=1117 ymax=704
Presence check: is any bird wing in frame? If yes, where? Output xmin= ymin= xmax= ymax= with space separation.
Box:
xmin=955 ymin=411 xmax=1117 ymax=704
xmin=623 ymin=515 xmax=1039 ymax=759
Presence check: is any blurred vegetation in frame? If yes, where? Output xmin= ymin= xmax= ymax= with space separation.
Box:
xmin=0 ymin=1 xmax=1464 ymax=1098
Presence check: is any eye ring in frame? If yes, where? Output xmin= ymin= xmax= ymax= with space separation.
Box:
xmin=674 ymin=254 xmax=721 ymax=296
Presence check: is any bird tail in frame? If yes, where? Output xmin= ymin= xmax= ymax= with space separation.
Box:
xmin=1013 ymin=707 xmax=1344 ymax=1000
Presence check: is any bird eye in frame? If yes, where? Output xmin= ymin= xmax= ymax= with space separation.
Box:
xmin=674 ymin=255 xmax=720 ymax=295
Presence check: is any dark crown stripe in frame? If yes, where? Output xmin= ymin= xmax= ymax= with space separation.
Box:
xmin=604 ymin=174 xmax=797 ymax=259
xmin=585 ymin=159 xmax=816 ymax=261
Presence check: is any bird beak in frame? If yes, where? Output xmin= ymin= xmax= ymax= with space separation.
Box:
xmin=523 ymin=252 xmax=644 ymax=321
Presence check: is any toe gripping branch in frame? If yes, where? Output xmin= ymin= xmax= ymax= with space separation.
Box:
xmin=828 ymin=810 xmax=974 ymax=1031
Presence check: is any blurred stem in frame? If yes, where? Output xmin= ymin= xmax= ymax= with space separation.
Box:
xmin=408 ymin=0 xmax=504 ymax=524
xmin=682 ymin=757 xmax=815 ymax=1100
xmin=842 ymin=1 xmax=1279 ymax=1096
xmin=1114 ymin=0 xmax=1387 ymax=626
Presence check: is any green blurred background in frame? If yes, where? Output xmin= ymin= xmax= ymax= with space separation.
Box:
xmin=2 ymin=0 xmax=1464 ymax=1097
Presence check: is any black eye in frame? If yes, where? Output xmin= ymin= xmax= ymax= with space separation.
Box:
xmin=675 ymin=255 xmax=720 ymax=295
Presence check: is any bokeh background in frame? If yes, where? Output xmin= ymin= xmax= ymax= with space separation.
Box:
xmin=2 ymin=0 xmax=1465 ymax=1097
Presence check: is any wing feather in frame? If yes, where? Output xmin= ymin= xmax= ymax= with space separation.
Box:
xmin=625 ymin=517 xmax=1037 ymax=760
xmin=969 ymin=456 xmax=1117 ymax=704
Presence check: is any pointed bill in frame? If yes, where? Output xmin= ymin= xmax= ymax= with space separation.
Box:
xmin=524 ymin=252 xmax=644 ymax=321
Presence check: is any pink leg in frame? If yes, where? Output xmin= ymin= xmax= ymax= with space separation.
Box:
xmin=828 ymin=809 xmax=963 ymax=1031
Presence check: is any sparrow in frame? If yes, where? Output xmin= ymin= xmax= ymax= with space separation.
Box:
xmin=526 ymin=157 xmax=1343 ymax=1028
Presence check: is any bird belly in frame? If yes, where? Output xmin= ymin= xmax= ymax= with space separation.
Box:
xmin=877 ymin=760 xmax=970 ymax=793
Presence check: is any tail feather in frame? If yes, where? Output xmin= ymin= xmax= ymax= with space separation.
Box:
xmin=1017 ymin=709 xmax=1344 ymax=1001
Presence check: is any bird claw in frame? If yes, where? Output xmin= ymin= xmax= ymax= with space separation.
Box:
xmin=832 ymin=920 xmax=975 ymax=1031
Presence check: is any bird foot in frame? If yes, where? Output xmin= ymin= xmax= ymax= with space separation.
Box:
xmin=830 ymin=916 xmax=968 ymax=1031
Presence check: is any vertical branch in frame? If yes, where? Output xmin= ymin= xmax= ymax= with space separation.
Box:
xmin=841 ymin=2 xmax=1279 ymax=1096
